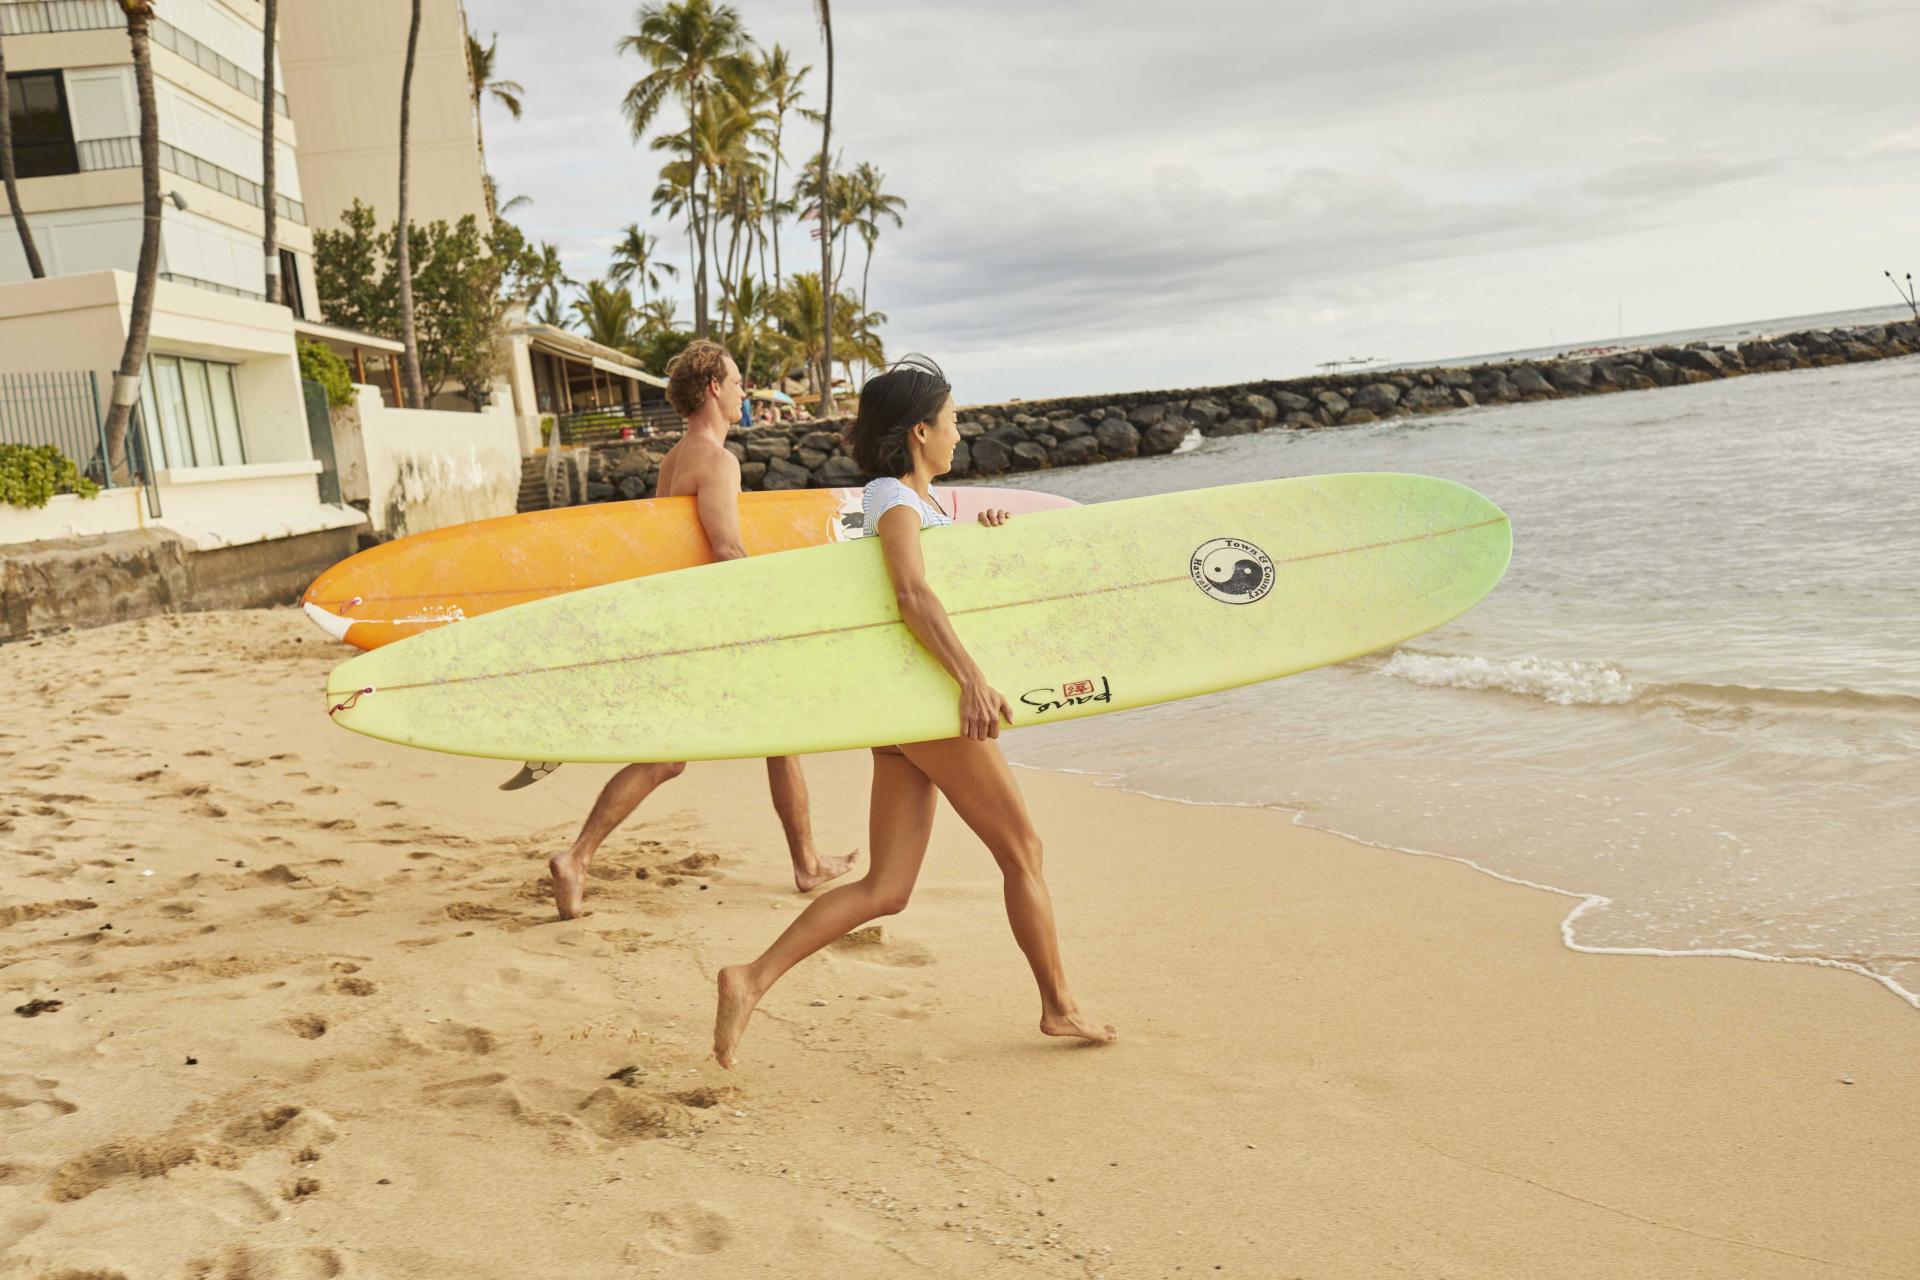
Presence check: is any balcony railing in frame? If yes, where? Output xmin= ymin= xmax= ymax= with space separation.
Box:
xmin=554 ymin=403 xmax=682 ymax=445
xmin=0 ymin=1 xmax=290 ymax=117
xmin=77 ymin=134 xmax=305 ymax=225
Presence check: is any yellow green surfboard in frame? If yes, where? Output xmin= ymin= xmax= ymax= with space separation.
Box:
xmin=324 ymin=474 xmax=1511 ymax=761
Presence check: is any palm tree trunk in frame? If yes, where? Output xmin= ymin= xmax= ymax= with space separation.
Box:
xmin=859 ymin=234 xmax=874 ymax=382
xmin=102 ymin=2 xmax=162 ymax=477
xmin=815 ymin=1 xmax=834 ymax=414
xmin=769 ymin=114 xmax=783 ymax=290
xmin=260 ymin=0 xmax=279 ymax=305
xmin=468 ymin=45 xmax=494 ymax=221
xmin=396 ymin=0 xmax=426 ymax=407
xmin=0 ymin=29 xmax=49 ymax=279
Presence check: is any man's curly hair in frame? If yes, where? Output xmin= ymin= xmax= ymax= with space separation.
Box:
xmin=664 ymin=339 xmax=732 ymax=418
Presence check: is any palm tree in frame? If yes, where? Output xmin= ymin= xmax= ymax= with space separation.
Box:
xmin=571 ymin=278 xmax=642 ymax=352
xmin=618 ymin=0 xmax=750 ymax=338
xmin=261 ymin=0 xmax=279 ymax=304
xmin=466 ymin=32 xmax=524 ymax=221
xmin=812 ymin=0 xmax=835 ymax=413
xmin=395 ymin=0 xmax=426 ymax=407
xmin=532 ymin=290 xmax=569 ymax=329
xmin=609 ymin=224 xmax=679 ymax=309
xmin=756 ymin=43 xmax=811 ymax=291
xmin=525 ymin=241 xmax=572 ymax=313
xmin=725 ymin=270 xmax=775 ymax=381
xmin=101 ymin=1 xmax=163 ymax=475
xmin=1 ymin=27 xmax=48 ymax=278
xmin=848 ymin=161 xmax=905 ymax=329
xmin=639 ymin=297 xmax=680 ymax=335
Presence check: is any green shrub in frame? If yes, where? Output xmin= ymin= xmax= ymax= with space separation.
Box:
xmin=0 ymin=443 xmax=101 ymax=509
xmin=298 ymin=338 xmax=356 ymax=408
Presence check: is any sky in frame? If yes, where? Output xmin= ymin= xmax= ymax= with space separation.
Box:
xmin=461 ymin=0 xmax=1920 ymax=402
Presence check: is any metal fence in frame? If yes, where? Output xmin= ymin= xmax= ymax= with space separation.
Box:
xmin=0 ymin=370 xmax=161 ymax=516
xmin=554 ymin=402 xmax=681 ymax=445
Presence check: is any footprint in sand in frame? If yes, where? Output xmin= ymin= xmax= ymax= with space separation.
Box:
xmin=0 ymin=1074 xmax=79 ymax=1134
xmin=828 ymin=925 xmax=934 ymax=968
xmin=643 ymin=1205 xmax=735 ymax=1256
xmin=287 ymin=1014 xmax=328 ymax=1040
xmin=328 ymin=977 xmax=376 ymax=997
xmin=186 ymin=1244 xmax=346 ymax=1280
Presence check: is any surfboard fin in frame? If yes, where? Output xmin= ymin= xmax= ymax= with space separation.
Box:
xmin=499 ymin=761 xmax=563 ymax=791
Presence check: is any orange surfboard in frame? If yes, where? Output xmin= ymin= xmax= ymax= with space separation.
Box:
xmin=303 ymin=485 xmax=1078 ymax=651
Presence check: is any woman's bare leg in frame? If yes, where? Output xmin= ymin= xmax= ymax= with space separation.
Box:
xmin=764 ymin=755 xmax=860 ymax=892
xmin=899 ymin=737 xmax=1115 ymax=1046
xmin=715 ymin=750 xmax=938 ymax=1067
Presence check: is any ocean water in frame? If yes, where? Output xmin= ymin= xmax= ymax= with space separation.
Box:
xmin=983 ymin=353 xmax=1920 ymax=1008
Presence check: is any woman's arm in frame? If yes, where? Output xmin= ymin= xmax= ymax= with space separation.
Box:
xmin=875 ymin=504 xmax=1013 ymax=740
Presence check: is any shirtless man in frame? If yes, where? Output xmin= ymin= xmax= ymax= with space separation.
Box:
xmin=547 ymin=340 xmax=858 ymax=918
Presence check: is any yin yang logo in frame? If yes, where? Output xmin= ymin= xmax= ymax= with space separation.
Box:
xmin=1190 ymin=537 xmax=1275 ymax=604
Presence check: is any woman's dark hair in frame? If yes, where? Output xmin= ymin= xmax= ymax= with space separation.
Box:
xmin=844 ymin=354 xmax=952 ymax=478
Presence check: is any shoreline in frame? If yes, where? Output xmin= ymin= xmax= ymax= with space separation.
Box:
xmin=4 ymin=608 xmax=1918 ymax=1277
xmin=1019 ymin=761 xmax=1920 ymax=1014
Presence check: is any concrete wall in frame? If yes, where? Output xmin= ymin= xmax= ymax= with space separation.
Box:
xmin=349 ymin=383 xmax=520 ymax=538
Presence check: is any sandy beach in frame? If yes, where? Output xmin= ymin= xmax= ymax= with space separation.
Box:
xmin=3 ymin=608 xmax=1916 ymax=1279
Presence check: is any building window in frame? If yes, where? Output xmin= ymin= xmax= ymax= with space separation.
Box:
xmin=139 ymin=355 xmax=248 ymax=469
xmin=4 ymin=72 xmax=78 ymax=178
xmin=278 ymin=248 xmax=306 ymax=319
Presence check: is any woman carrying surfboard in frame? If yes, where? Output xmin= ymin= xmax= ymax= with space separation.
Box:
xmin=714 ymin=356 xmax=1116 ymax=1066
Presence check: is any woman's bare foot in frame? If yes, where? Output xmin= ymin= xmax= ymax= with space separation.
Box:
xmin=794 ymin=847 xmax=860 ymax=893
xmin=548 ymin=849 xmax=588 ymax=920
xmin=1040 ymin=1008 xmax=1118 ymax=1045
xmin=713 ymin=965 xmax=762 ymax=1068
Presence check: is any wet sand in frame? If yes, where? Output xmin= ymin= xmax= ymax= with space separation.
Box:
xmin=3 ymin=609 xmax=1916 ymax=1279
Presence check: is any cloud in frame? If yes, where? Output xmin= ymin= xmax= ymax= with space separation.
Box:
xmin=462 ymin=0 xmax=1920 ymax=399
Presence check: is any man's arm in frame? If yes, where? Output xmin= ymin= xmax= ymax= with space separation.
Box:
xmin=689 ymin=450 xmax=748 ymax=562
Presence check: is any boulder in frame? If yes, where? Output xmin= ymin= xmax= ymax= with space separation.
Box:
xmin=762 ymin=457 xmax=812 ymax=490
xmin=969 ymin=437 xmax=1011 ymax=475
xmin=1010 ymin=441 xmax=1051 ymax=470
xmin=724 ymin=441 xmax=746 ymax=461
xmin=1436 ymin=368 xmax=1475 ymax=389
xmin=1052 ymin=434 xmax=1100 ymax=466
xmin=947 ymin=439 xmax=971 ymax=477
xmin=1140 ymin=420 xmax=1189 ymax=455
xmin=1127 ymin=402 xmax=1170 ymax=428
xmin=1231 ymin=393 xmax=1278 ymax=421
xmin=986 ymin=424 xmax=1028 ymax=447
xmin=1451 ymin=388 xmax=1478 ymax=408
xmin=587 ymin=480 xmax=616 ymax=502
xmin=800 ymin=430 xmax=841 ymax=452
xmin=795 ymin=447 xmax=827 ymax=469
xmin=1203 ymin=417 xmax=1258 ymax=437
xmin=1313 ymin=389 xmax=1349 ymax=416
xmin=1509 ymin=366 xmax=1554 ymax=396
xmin=1352 ymin=382 xmax=1402 ymax=413
xmin=1185 ymin=397 xmax=1230 ymax=425
xmin=1052 ymin=416 xmax=1096 ymax=438
xmin=1662 ymin=346 xmax=1725 ymax=376
xmin=957 ymin=419 xmax=987 ymax=440
xmin=1472 ymin=370 xmax=1515 ymax=402
xmin=738 ymin=461 xmax=767 ymax=489
xmin=1272 ymin=391 xmax=1314 ymax=413
xmin=1280 ymin=411 xmax=1319 ymax=428
xmin=1096 ymin=418 xmax=1141 ymax=458
xmin=616 ymin=473 xmax=650 ymax=500
xmin=1338 ymin=409 xmax=1380 ymax=426
xmin=1546 ymin=361 xmax=1594 ymax=392
xmin=816 ymin=454 xmax=864 ymax=486
xmin=743 ymin=434 xmax=791 ymax=462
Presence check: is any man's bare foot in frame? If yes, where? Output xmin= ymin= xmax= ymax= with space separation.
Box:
xmin=549 ymin=849 xmax=588 ymax=920
xmin=713 ymin=965 xmax=761 ymax=1068
xmin=1040 ymin=1009 xmax=1118 ymax=1045
xmin=793 ymin=847 xmax=860 ymax=893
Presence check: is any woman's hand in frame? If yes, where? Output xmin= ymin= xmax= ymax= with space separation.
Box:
xmin=960 ymin=674 xmax=1015 ymax=740
xmin=976 ymin=508 xmax=1012 ymax=528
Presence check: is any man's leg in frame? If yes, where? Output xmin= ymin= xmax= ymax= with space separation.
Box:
xmin=549 ymin=761 xmax=685 ymax=919
xmin=765 ymin=755 xmax=859 ymax=892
